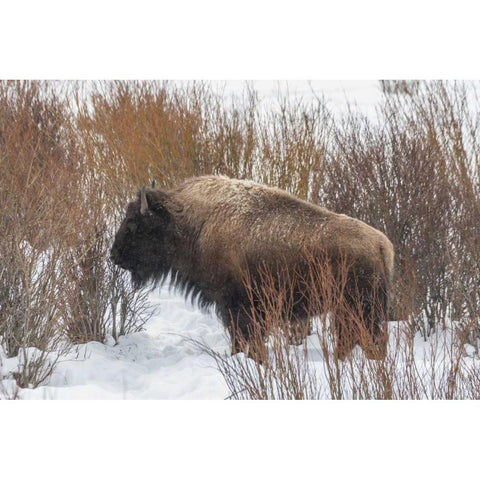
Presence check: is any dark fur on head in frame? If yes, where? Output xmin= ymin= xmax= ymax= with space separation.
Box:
xmin=111 ymin=176 xmax=395 ymax=360
xmin=110 ymin=189 xmax=175 ymax=288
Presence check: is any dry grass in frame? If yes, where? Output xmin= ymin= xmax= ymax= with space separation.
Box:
xmin=199 ymin=264 xmax=479 ymax=399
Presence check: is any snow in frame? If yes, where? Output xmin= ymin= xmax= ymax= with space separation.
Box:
xmin=1 ymin=284 xmax=230 ymax=399
xmin=1 ymin=281 xmax=478 ymax=399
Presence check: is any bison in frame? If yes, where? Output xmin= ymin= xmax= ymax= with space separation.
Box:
xmin=111 ymin=176 xmax=394 ymax=360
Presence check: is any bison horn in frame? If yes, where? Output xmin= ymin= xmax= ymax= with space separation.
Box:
xmin=140 ymin=187 xmax=148 ymax=214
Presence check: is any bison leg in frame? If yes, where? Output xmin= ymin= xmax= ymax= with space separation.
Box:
xmin=361 ymin=302 xmax=388 ymax=360
xmin=363 ymin=322 xmax=388 ymax=360
xmin=334 ymin=313 xmax=359 ymax=360
xmin=227 ymin=317 xmax=251 ymax=356
xmin=224 ymin=307 xmax=268 ymax=362
xmin=358 ymin=284 xmax=388 ymax=360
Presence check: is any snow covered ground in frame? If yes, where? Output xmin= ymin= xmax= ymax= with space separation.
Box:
xmin=1 ymin=281 xmax=478 ymax=399
xmin=1 ymin=285 xmax=230 ymax=399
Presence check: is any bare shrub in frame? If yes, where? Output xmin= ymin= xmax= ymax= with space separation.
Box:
xmin=0 ymin=81 xmax=81 ymax=387
xmin=75 ymin=81 xmax=207 ymax=201
xmin=76 ymin=81 xmax=331 ymax=198
xmin=0 ymin=81 xmax=153 ymax=390
xmin=254 ymin=91 xmax=331 ymax=200
xmin=320 ymin=81 xmax=479 ymax=339
xmin=59 ymin=220 xmax=155 ymax=345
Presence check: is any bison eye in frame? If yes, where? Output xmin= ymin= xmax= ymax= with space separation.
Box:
xmin=127 ymin=221 xmax=138 ymax=233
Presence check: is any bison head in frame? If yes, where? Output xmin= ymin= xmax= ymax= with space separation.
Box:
xmin=110 ymin=188 xmax=174 ymax=287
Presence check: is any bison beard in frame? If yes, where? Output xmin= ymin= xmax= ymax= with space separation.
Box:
xmin=111 ymin=176 xmax=394 ymax=361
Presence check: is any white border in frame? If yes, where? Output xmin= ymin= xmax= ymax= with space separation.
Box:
xmin=1 ymin=1 xmax=479 ymax=78
xmin=1 ymin=401 xmax=478 ymax=479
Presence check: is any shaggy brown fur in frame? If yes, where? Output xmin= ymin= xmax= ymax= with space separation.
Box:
xmin=111 ymin=176 xmax=394 ymax=360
